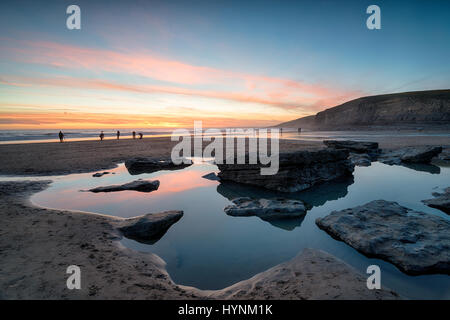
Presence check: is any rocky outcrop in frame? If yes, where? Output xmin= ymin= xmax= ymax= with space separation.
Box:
xmin=224 ymin=197 xmax=306 ymax=220
xmin=316 ymin=200 xmax=450 ymax=275
xmin=422 ymin=188 xmax=450 ymax=214
xmin=379 ymin=146 xmax=442 ymax=165
xmin=323 ymin=140 xmax=380 ymax=155
xmin=276 ymin=90 xmax=450 ymax=130
xmin=203 ymin=248 xmax=399 ymax=300
xmin=217 ymin=149 xmax=354 ymax=192
xmin=125 ymin=157 xmax=192 ymax=175
xmin=323 ymin=140 xmax=380 ymax=166
xmin=216 ymin=176 xmax=354 ymax=210
xmin=434 ymin=147 xmax=450 ymax=163
xmin=88 ymin=179 xmax=160 ymax=193
xmin=117 ymin=211 xmax=183 ymax=244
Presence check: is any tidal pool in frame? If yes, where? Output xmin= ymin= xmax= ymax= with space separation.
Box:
xmin=30 ymin=160 xmax=450 ymax=299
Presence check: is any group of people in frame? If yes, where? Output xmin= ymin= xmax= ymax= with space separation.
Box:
xmin=58 ymin=130 xmax=144 ymax=143
xmin=99 ymin=131 xmax=143 ymax=141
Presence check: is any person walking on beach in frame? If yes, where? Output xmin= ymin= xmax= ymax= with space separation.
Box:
xmin=116 ymin=130 xmax=120 ymax=140
xmin=99 ymin=131 xmax=104 ymax=141
xmin=132 ymin=131 xmax=136 ymax=139
xmin=138 ymin=132 xmax=143 ymax=139
xmin=58 ymin=131 xmax=64 ymax=143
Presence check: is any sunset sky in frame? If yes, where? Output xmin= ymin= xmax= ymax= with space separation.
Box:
xmin=1 ymin=0 xmax=449 ymax=129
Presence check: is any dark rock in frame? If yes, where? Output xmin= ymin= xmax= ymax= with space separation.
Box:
xmin=401 ymin=163 xmax=441 ymax=174
xmin=125 ymin=157 xmax=192 ymax=175
xmin=92 ymin=172 xmax=110 ymax=177
xmin=324 ymin=140 xmax=380 ymax=166
xmin=118 ymin=211 xmax=183 ymax=244
xmin=224 ymin=197 xmax=306 ymax=220
xmin=217 ymin=149 xmax=354 ymax=192
xmin=348 ymin=153 xmax=372 ymax=166
xmin=422 ymin=187 xmax=450 ymax=214
xmin=202 ymin=172 xmax=220 ymax=181
xmin=316 ymin=200 xmax=450 ymax=275
xmin=88 ymin=179 xmax=160 ymax=193
xmin=216 ymin=177 xmax=354 ymax=210
xmin=379 ymin=146 xmax=442 ymax=165
xmin=323 ymin=140 xmax=379 ymax=155
xmin=434 ymin=147 xmax=450 ymax=163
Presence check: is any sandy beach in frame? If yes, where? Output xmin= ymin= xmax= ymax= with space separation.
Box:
xmin=0 ymin=134 xmax=448 ymax=176
xmin=1 ymin=134 xmax=448 ymax=299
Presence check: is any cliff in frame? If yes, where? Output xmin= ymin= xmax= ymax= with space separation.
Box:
xmin=277 ymin=90 xmax=450 ymax=130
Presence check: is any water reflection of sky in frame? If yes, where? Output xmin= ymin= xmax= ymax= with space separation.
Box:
xmin=28 ymin=161 xmax=450 ymax=299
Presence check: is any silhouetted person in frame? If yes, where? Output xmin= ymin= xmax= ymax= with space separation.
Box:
xmin=132 ymin=131 xmax=136 ymax=139
xmin=58 ymin=131 xmax=64 ymax=143
xmin=116 ymin=130 xmax=120 ymax=140
xmin=138 ymin=132 xmax=143 ymax=139
xmin=99 ymin=131 xmax=104 ymax=141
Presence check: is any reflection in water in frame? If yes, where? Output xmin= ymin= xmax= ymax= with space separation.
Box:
xmin=29 ymin=161 xmax=450 ymax=298
xmin=216 ymin=177 xmax=354 ymax=230
xmin=401 ymin=163 xmax=441 ymax=174
xmin=265 ymin=217 xmax=305 ymax=231
xmin=217 ymin=176 xmax=354 ymax=209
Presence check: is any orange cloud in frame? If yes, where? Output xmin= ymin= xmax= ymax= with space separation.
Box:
xmin=1 ymin=74 xmax=356 ymax=112
xmin=0 ymin=111 xmax=283 ymax=129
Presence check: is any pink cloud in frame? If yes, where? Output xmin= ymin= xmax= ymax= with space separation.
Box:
xmin=1 ymin=39 xmax=363 ymax=112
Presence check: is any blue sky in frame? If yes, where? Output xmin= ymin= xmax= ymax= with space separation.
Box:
xmin=0 ymin=0 xmax=449 ymax=128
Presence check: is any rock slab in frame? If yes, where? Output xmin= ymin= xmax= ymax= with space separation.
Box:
xmin=379 ymin=146 xmax=442 ymax=165
xmin=316 ymin=200 xmax=450 ymax=275
xmin=217 ymin=149 xmax=354 ymax=192
xmin=224 ymin=197 xmax=306 ymax=220
xmin=118 ymin=210 xmax=183 ymax=244
xmin=422 ymin=187 xmax=450 ymax=214
xmin=125 ymin=157 xmax=192 ymax=175
xmin=323 ymin=140 xmax=380 ymax=155
xmin=92 ymin=171 xmax=110 ymax=177
xmin=88 ymin=179 xmax=160 ymax=193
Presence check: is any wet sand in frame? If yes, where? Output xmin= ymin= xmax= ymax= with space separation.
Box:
xmin=0 ymin=135 xmax=448 ymax=176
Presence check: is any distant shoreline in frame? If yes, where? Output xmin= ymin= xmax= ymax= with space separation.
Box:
xmin=0 ymin=132 xmax=449 ymax=177
xmin=1 ymin=127 xmax=450 ymax=145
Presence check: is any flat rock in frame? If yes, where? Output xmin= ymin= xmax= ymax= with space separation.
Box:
xmin=422 ymin=187 xmax=450 ymax=214
xmin=434 ymin=147 xmax=450 ymax=163
xmin=88 ymin=179 xmax=160 ymax=193
xmin=323 ymin=140 xmax=380 ymax=155
xmin=224 ymin=197 xmax=306 ymax=220
xmin=379 ymin=146 xmax=442 ymax=165
xmin=316 ymin=200 xmax=450 ymax=275
xmin=125 ymin=157 xmax=192 ymax=175
xmin=118 ymin=210 xmax=183 ymax=244
xmin=202 ymin=248 xmax=399 ymax=300
xmin=217 ymin=149 xmax=354 ymax=192
xmin=92 ymin=171 xmax=110 ymax=177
